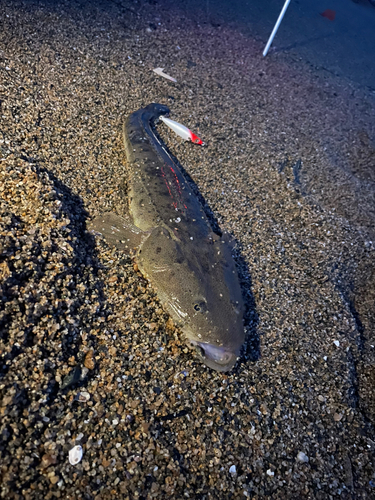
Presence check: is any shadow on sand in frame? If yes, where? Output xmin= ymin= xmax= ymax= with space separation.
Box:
xmin=0 ymin=158 xmax=106 ymax=396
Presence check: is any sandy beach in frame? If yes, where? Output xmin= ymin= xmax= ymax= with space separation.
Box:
xmin=1 ymin=0 xmax=374 ymax=498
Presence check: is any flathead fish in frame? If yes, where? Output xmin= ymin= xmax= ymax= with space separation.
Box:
xmin=91 ymin=103 xmax=245 ymax=371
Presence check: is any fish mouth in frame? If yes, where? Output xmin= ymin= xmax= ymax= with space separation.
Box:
xmin=189 ymin=341 xmax=239 ymax=372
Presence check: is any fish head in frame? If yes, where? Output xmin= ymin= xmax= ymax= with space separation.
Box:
xmin=139 ymin=228 xmax=245 ymax=372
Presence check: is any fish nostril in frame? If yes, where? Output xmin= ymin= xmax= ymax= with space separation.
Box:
xmin=195 ymin=345 xmax=205 ymax=358
xmin=190 ymin=341 xmax=205 ymax=358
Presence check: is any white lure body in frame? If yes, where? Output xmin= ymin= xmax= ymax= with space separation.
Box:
xmin=160 ymin=115 xmax=204 ymax=145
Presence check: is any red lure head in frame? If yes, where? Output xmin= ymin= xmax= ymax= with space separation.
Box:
xmin=190 ymin=132 xmax=204 ymax=146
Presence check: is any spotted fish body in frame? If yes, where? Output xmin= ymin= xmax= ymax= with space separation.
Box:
xmin=92 ymin=103 xmax=245 ymax=371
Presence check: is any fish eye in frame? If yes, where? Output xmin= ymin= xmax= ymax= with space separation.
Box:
xmin=193 ymin=300 xmax=207 ymax=313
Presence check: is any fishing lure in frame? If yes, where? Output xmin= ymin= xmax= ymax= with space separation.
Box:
xmin=160 ymin=115 xmax=204 ymax=145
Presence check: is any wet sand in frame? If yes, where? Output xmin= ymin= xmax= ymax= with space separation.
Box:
xmin=0 ymin=0 xmax=374 ymax=498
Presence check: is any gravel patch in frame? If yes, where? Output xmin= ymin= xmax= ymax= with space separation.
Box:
xmin=0 ymin=0 xmax=374 ymax=498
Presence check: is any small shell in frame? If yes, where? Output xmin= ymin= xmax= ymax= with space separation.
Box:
xmin=69 ymin=445 xmax=83 ymax=465
xmin=297 ymin=451 xmax=309 ymax=463
xmin=229 ymin=464 xmax=236 ymax=475
xmin=153 ymin=67 xmax=177 ymax=83
xmin=75 ymin=391 xmax=90 ymax=402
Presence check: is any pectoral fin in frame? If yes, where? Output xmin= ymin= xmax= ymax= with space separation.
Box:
xmin=89 ymin=212 xmax=148 ymax=251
